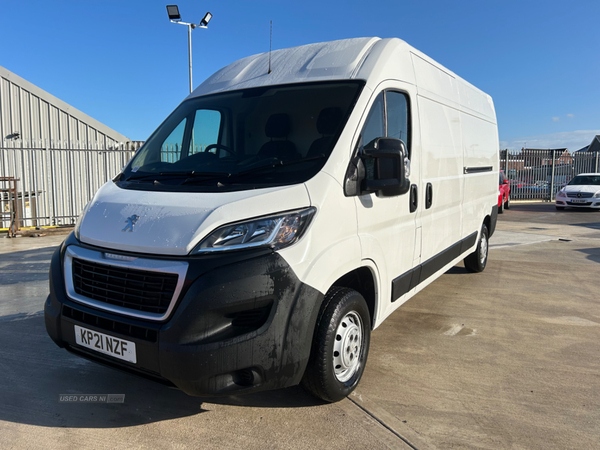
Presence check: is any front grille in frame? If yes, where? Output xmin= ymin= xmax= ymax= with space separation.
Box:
xmin=567 ymin=201 xmax=592 ymax=206
xmin=63 ymin=305 xmax=158 ymax=342
xmin=72 ymin=258 xmax=178 ymax=315
xmin=567 ymin=192 xmax=593 ymax=198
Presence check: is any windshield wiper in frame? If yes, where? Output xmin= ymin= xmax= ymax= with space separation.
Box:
xmin=179 ymin=171 xmax=233 ymax=185
xmin=125 ymin=171 xmax=230 ymax=182
xmin=232 ymin=154 xmax=326 ymax=179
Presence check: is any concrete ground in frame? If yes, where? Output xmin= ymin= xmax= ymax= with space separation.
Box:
xmin=1 ymin=202 xmax=599 ymax=449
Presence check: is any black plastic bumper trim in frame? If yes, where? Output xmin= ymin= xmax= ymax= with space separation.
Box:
xmin=391 ymin=231 xmax=478 ymax=302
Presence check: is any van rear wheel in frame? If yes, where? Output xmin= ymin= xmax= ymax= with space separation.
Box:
xmin=464 ymin=224 xmax=489 ymax=273
xmin=301 ymin=287 xmax=371 ymax=403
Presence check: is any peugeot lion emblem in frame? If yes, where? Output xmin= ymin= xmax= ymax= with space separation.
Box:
xmin=122 ymin=215 xmax=140 ymax=232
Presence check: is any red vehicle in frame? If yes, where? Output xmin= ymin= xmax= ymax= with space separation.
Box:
xmin=498 ymin=170 xmax=510 ymax=213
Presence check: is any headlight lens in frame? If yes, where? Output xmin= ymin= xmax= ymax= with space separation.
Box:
xmin=594 ymin=191 xmax=600 ymax=198
xmin=557 ymin=190 xmax=567 ymax=197
xmin=192 ymin=207 xmax=316 ymax=254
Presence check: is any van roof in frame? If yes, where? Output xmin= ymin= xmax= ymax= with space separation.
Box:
xmin=191 ymin=37 xmax=495 ymax=123
xmin=191 ymin=37 xmax=380 ymax=97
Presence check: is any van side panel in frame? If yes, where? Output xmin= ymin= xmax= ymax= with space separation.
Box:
xmin=415 ymin=96 xmax=464 ymax=262
xmin=410 ymin=54 xmax=460 ymax=108
xmin=460 ymin=111 xmax=498 ymax=239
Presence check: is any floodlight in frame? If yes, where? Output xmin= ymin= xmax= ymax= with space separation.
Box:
xmin=200 ymin=12 xmax=212 ymax=27
xmin=167 ymin=7 xmax=213 ymax=93
xmin=166 ymin=5 xmax=181 ymax=21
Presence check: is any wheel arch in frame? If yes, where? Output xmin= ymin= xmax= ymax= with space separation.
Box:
xmin=329 ymin=263 xmax=379 ymax=330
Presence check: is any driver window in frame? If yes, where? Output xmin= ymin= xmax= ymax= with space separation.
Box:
xmin=358 ymin=90 xmax=411 ymax=183
xmin=386 ymin=91 xmax=410 ymax=157
xmin=360 ymin=93 xmax=385 ymax=150
xmin=189 ymin=109 xmax=222 ymax=155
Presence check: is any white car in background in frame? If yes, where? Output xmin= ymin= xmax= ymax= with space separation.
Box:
xmin=555 ymin=173 xmax=600 ymax=210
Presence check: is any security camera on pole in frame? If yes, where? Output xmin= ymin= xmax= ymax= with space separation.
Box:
xmin=166 ymin=5 xmax=213 ymax=93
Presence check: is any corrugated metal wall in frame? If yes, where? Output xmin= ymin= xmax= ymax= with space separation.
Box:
xmin=0 ymin=65 xmax=137 ymax=229
xmin=0 ymin=65 xmax=129 ymax=149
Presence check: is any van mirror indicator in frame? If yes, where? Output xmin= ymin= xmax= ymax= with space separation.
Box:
xmin=361 ymin=138 xmax=410 ymax=197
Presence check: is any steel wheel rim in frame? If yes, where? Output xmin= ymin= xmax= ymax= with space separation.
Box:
xmin=333 ymin=311 xmax=363 ymax=382
xmin=479 ymin=233 xmax=488 ymax=265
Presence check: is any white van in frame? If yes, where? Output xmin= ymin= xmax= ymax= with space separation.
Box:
xmin=45 ymin=37 xmax=499 ymax=402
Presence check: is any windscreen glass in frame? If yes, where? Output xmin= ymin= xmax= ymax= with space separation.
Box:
xmin=118 ymin=81 xmax=363 ymax=192
xmin=568 ymin=175 xmax=600 ymax=186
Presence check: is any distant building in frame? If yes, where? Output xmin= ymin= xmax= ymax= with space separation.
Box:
xmin=574 ymin=135 xmax=600 ymax=154
xmin=518 ymin=148 xmax=571 ymax=167
xmin=0 ymin=65 xmax=129 ymax=148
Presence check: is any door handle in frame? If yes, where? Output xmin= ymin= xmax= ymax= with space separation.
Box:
xmin=425 ymin=183 xmax=433 ymax=209
xmin=409 ymin=184 xmax=418 ymax=213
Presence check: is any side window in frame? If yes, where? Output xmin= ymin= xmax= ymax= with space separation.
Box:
xmin=161 ymin=118 xmax=187 ymax=163
xmin=189 ymin=110 xmax=221 ymax=155
xmin=359 ymin=92 xmax=385 ymax=150
xmin=385 ymin=91 xmax=410 ymax=155
xmin=358 ymin=90 xmax=412 ymax=187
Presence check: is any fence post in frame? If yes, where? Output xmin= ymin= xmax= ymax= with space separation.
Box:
xmin=596 ymin=152 xmax=599 ymax=173
xmin=504 ymin=149 xmax=509 ymax=175
xmin=550 ymin=149 xmax=556 ymax=201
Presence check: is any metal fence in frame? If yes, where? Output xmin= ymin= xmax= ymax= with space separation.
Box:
xmin=0 ymin=140 xmax=140 ymax=229
xmin=2 ymin=143 xmax=598 ymax=229
xmin=500 ymin=149 xmax=600 ymax=200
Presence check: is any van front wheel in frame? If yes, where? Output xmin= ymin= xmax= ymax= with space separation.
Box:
xmin=301 ymin=287 xmax=371 ymax=403
xmin=464 ymin=224 xmax=489 ymax=273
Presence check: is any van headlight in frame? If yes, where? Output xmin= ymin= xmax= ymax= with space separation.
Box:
xmin=191 ymin=207 xmax=316 ymax=254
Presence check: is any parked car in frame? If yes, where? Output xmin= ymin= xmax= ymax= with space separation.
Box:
xmin=499 ymin=170 xmax=510 ymax=212
xmin=555 ymin=173 xmax=600 ymax=210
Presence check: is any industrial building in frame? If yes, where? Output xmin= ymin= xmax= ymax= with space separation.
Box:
xmin=1 ymin=65 xmax=129 ymax=148
xmin=1 ymin=65 xmax=136 ymax=232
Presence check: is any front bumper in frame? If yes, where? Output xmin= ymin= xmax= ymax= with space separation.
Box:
xmin=45 ymin=233 xmax=323 ymax=396
xmin=555 ymin=198 xmax=600 ymax=208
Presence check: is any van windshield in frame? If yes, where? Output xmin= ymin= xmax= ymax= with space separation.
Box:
xmin=118 ymin=81 xmax=364 ymax=192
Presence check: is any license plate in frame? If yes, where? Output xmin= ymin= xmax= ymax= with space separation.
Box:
xmin=74 ymin=325 xmax=137 ymax=363
xmin=571 ymin=199 xmax=587 ymax=203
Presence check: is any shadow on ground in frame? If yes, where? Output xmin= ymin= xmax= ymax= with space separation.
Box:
xmin=0 ymin=314 xmax=321 ymax=429
xmin=575 ymin=247 xmax=600 ymax=264
xmin=0 ymin=247 xmax=57 ymax=285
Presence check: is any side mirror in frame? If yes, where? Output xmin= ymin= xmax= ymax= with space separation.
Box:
xmin=362 ymin=138 xmax=410 ymax=197
xmin=502 ymin=179 xmax=509 ymax=185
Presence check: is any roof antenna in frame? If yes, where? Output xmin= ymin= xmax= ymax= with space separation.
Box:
xmin=268 ymin=20 xmax=272 ymax=74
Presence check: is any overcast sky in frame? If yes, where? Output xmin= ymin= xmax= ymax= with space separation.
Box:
xmin=1 ymin=0 xmax=598 ymax=150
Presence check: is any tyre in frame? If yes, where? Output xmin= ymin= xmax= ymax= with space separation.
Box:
xmin=504 ymin=195 xmax=510 ymax=210
xmin=464 ymin=224 xmax=489 ymax=273
xmin=499 ymin=198 xmax=504 ymax=214
xmin=556 ymin=206 xmax=565 ymax=211
xmin=301 ymin=287 xmax=371 ymax=403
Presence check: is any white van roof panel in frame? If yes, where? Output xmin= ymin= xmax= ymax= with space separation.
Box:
xmin=191 ymin=37 xmax=495 ymax=124
xmin=191 ymin=37 xmax=380 ymax=97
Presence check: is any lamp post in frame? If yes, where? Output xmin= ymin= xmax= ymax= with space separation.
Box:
xmin=167 ymin=5 xmax=212 ymax=93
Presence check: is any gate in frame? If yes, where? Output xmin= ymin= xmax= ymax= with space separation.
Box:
xmin=500 ymin=149 xmax=600 ymax=200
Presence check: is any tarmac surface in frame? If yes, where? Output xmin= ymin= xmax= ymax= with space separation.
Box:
xmin=1 ymin=202 xmax=599 ymax=449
